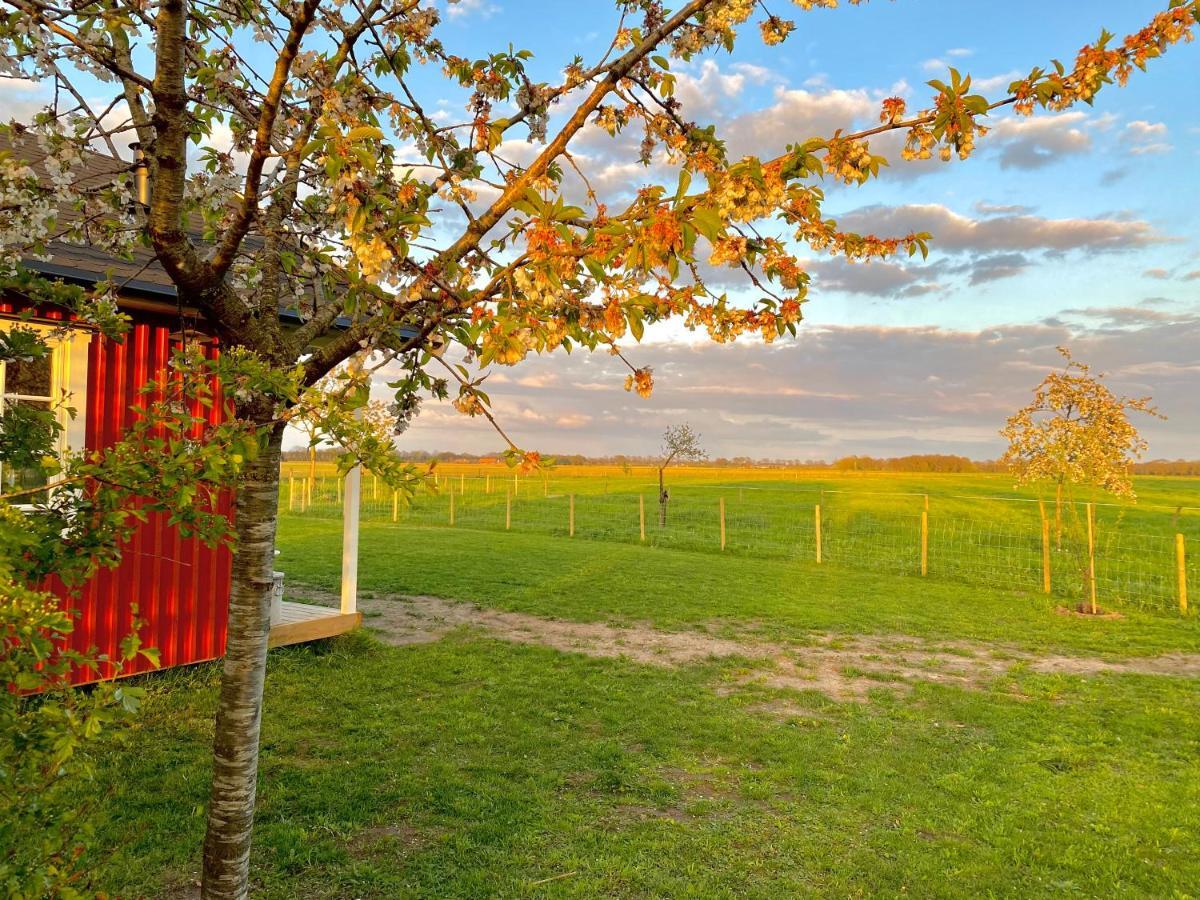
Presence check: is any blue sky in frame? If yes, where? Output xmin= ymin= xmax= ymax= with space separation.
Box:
xmin=385 ymin=0 xmax=1199 ymax=460
xmin=6 ymin=0 xmax=1195 ymax=460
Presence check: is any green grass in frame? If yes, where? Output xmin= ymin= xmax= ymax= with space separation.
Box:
xmin=278 ymin=518 xmax=1200 ymax=658
xmin=82 ymin=522 xmax=1200 ymax=896
xmin=289 ymin=470 xmax=1200 ymax=614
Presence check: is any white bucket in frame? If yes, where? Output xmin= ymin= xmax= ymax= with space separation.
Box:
xmin=270 ymin=571 xmax=285 ymax=625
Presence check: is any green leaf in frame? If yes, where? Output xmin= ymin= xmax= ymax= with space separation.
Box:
xmin=691 ymin=206 xmax=723 ymax=242
xmin=674 ymin=169 xmax=692 ymax=203
xmin=584 ymin=257 xmax=607 ymax=281
xmin=346 ymin=125 xmax=383 ymax=142
xmin=628 ymin=309 xmax=645 ymax=342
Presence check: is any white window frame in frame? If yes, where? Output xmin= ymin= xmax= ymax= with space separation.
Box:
xmin=0 ymin=319 xmax=91 ymax=503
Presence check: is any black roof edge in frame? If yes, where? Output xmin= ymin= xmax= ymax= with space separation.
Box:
xmin=22 ymin=259 xmax=178 ymax=298
xmin=19 ymin=260 xmax=420 ymax=341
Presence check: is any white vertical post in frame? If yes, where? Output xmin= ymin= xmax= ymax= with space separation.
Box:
xmin=339 ymin=353 xmax=366 ymax=616
xmin=340 ymin=464 xmax=360 ymax=615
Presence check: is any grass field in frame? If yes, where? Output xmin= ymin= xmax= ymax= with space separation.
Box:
xmin=283 ymin=463 xmax=1200 ymax=614
xmin=82 ymin=515 xmax=1200 ymax=897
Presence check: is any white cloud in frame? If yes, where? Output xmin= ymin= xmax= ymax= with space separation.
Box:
xmin=0 ymin=79 xmax=50 ymax=124
xmin=987 ymin=112 xmax=1092 ymax=169
xmin=555 ymin=413 xmax=592 ymax=428
xmin=723 ymin=85 xmax=877 ymax=159
xmin=835 ymin=202 xmax=1166 ymax=255
xmin=446 ymin=0 xmax=499 ymax=20
xmin=807 ymin=258 xmax=944 ymax=298
xmin=971 ymin=70 xmax=1022 ymax=93
xmin=671 ymin=60 xmax=755 ymax=123
xmin=1122 ymin=119 xmax=1172 ymax=156
xmin=367 ymin=315 xmax=1200 ymax=460
xmin=517 ymin=371 xmax=559 ymax=388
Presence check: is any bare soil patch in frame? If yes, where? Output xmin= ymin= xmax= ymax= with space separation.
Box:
xmin=1055 ymin=604 xmax=1125 ymax=620
xmin=285 ymin=585 xmax=1200 ymax=703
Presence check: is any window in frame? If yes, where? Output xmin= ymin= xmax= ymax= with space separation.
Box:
xmin=0 ymin=321 xmax=91 ymax=500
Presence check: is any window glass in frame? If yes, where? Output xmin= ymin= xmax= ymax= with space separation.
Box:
xmin=1 ymin=350 xmax=56 ymax=498
xmin=5 ymin=353 xmax=52 ymax=397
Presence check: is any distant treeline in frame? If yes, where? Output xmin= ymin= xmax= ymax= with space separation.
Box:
xmin=280 ymin=447 xmax=1200 ymax=476
xmin=827 ymin=455 xmax=999 ymax=472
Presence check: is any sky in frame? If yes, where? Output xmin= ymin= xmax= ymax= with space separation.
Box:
xmin=380 ymin=0 xmax=1199 ymax=461
xmin=5 ymin=0 xmax=1196 ymax=460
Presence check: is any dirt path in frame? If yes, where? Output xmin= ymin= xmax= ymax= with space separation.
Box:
xmin=288 ymin=586 xmax=1200 ymax=702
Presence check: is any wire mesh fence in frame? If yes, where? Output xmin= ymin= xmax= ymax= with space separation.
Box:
xmin=280 ymin=467 xmax=1199 ymax=616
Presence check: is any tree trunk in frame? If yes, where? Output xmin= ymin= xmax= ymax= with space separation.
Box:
xmin=201 ymin=412 xmax=285 ymax=899
xmin=308 ymin=445 xmax=316 ymax=488
xmin=658 ymin=466 xmax=668 ymax=527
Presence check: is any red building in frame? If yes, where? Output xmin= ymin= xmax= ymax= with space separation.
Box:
xmin=2 ymin=135 xmax=360 ymax=683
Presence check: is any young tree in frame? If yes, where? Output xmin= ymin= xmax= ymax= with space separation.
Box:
xmin=2 ymin=1 xmax=1198 ymax=895
xmin=657 ymin=423 xmax=706 ymax=526
xmin=1001 ymin=347 xmax=1162 ymax=502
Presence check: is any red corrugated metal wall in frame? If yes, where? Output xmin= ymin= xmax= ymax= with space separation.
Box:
xmin=0 ymin=304 xmax=237 ymax=683
xmin=72 ymin=323 xmax=233 ymax=681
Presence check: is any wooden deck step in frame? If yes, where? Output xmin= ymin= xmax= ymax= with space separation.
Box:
xmin=268 ymin=600 xmax=360 ymax=648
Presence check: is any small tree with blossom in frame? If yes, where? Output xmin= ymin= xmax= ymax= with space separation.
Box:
xmin=1001 ymin=347 xmax=1161 ymax=501
xmin=1001 ymin=348 xmax=1162 ymax=610
xmin=657 ymin=423 xmax=705 ymax=525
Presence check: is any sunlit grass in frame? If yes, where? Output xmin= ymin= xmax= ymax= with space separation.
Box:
xmin=86 ymin=522 xmax=1200 ymax=896
xmin=281 ymin=465 xmax=1199 ymax=614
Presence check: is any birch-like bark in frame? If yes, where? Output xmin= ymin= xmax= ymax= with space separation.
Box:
xmin=201 ymin=412 xmax=285 ymax=900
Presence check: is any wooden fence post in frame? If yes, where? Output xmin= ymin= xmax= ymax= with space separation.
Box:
xmin=815 ymin=504 xmax=822 ymax=564
xmin=505 ymin=490 xmax=512 ymax=530
xmin=920 ymin=509 xmax=928 ymax=577
xmin=486 ymin=475 xmax=491 ymax=494
xmin=1055 ymin=482 xmax=1063 ymax=549
xmin=449 ymin=489 xmax=456 ymax=527
xmin=336 ymin=477 xmax=342 ymax=505
xmin=719 ymin=497 xmax=726 ymax=551
xmin=392 ymin=490 xmax=398 ymax=523
xmin=460 ymin=473 xmax=465 ymax=494
xmin=288 ymin=476 xmax=295 ymax=511
xmin=1178 ymin=533 xmax=1189 ymax=614
xmin=639 ymin=495 xmax=646 ymax=542
xmin=569 ymin=494 xmax=575 ymax=537
xmin=1086 ymin=502 xmax=1097 ymax=614
xmin=1041 ymin=517 xmax=1051 ymax=594
xmin=513 ymin=473 xmax=518 ymax=496
xmin=372 ymin=474 xmax=377 ymax=501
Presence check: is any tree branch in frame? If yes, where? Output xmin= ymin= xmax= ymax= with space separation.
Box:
xmin=433 ymin=0 xmax=718 ymax=272
xmin=208 ymin=0 xmax=321 ymax=279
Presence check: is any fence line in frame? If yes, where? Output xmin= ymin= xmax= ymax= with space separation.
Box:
xmin=280 ymin=469 xmax=1198 ymax=616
